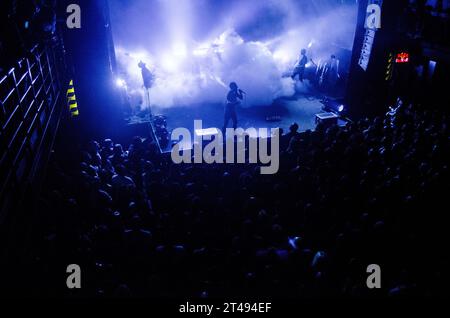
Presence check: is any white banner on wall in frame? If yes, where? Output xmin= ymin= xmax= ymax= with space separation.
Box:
xmin=358 ymin=0 xmax=383 ymax=71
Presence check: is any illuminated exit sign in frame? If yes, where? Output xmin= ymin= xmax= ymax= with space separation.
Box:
xmin=358 ymin=0 xmax=383 ymax=71
xmin=395 ymin=52 xmax=409 ymax=63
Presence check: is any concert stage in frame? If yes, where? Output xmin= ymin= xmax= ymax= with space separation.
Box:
xmin=141 ymin=94 xmax=341 ymax=152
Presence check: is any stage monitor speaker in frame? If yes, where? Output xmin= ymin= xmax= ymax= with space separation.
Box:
xmin=194 ymin=128 xmax=221 ymax=139
xmin=315 ymin=112 xmax=339 ymax=129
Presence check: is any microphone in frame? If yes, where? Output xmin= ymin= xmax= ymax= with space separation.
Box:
xmin=239 ymin=89 xmax=246 ymax=95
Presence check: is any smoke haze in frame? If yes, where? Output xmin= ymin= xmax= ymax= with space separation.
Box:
xmin=110 ymin=0 xmax=358 ymax=109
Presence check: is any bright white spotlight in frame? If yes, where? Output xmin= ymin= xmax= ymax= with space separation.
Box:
xmin=338 ymin=104 xmax=345 ymax=112
xmin=308 ymin=41 xmax=314 ymax=48
xmin=116 ymin=78 xmax=126 ymax=88
xmin=161 ymin=55 xmax=179 ymax=72
xmin=273 ymin=49 xmax=290 ymax=63
xmin=173 ymin=42 xmax=188 ymax=57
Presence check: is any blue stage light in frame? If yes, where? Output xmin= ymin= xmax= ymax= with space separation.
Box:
xmin=322 ymin=99 xmax=346 ymax=114
xmin=116 ymin=78 xmax=126 ymax=88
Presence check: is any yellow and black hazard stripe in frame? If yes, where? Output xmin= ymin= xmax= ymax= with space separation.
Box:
xmin=67 ymin=79 xmax=79 ymax=117
xmin=385 ymin=53 xmax=394 ymax=82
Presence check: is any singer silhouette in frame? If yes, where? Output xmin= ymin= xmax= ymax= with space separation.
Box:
xmin=223 ymin=82 xmax=244 ymax=133
xmin=138 ymin=61 xmax=154 ymax=89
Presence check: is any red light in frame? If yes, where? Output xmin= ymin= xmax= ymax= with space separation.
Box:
xmin=395 ymin=52 xmax=409 ymax=63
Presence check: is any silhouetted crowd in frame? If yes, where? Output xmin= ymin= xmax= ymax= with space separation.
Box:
xmin=31 ymin=103 xmax=449 ymax=298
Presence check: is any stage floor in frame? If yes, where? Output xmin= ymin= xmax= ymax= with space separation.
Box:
xmin=151 ymin=95 xmax=324 ymax=149
xmin=125 ymin=93 xmax=347 ymax=152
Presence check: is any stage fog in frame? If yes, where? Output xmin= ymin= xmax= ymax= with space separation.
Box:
xmin=109 ymin=0 xmax=358 ymax=109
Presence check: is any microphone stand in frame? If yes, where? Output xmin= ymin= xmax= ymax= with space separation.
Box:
xmin=145 ymin=87 xmax=153 ymax=120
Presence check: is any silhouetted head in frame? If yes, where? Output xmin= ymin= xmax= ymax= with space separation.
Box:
xmin=115 ymin=164 xmax=126 ymax=176
xmin=301 ymin=49 xmax=306 ymax=55
xmin=113 ymin=144 xmax=123 ymax=154
xmin=331 ymin=54 xmax=336 ymax=59
xmin=103 ymin=138 xmax=113 ymax=149
xmin=229 ymin=82 xmax=238 ymax=90
xmin=138 ymin=61 xmax=146 ymax=69
xmin=289 ymin=122 xmax=299 ymax=133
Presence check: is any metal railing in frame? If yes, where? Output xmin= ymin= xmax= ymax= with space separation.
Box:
xmin=0 ymin=43 xmax=65 ymax=223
